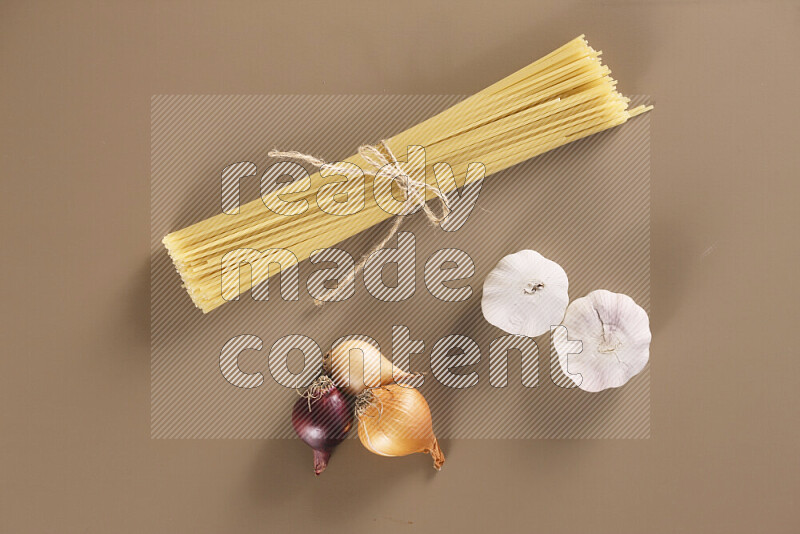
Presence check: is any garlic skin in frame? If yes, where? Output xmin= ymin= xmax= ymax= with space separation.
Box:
xmin=356 ymin=385 xmax=445 ymax=470
xmin=554 ymin=290 xmax=651 ymax=392
xmin=481 ymin=250 xmax=569 ymax=337
xmin=324 ymin=339 xmax=417 ymax=397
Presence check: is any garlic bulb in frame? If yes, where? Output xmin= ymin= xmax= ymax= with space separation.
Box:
xmin=324 ymin=339 xmax=417 ymax=397
xmin=481 ymin=250 xmax=569 ymax=337
xmin=356 ymin=385 xmax=445 ymax=470
xmin=554 ymin=289 xmax=651 ymax=392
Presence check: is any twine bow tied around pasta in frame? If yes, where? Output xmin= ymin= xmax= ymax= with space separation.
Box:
xmin=164 ymin=36 xmax=652 ymax=314
xmin=268 ymin=140 xmax=451 ymax=304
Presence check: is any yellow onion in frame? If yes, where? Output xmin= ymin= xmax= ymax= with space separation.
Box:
xmin=324 ymin=339 xmax=419 ymax=396
xmin=356 ymin=384 xmax=445 ymax=470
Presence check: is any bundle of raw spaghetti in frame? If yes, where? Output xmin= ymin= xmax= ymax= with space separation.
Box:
xmin=163 ymin=35 xmax=651 ymax=313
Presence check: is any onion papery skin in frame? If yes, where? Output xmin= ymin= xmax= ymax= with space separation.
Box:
xmin=356 ymin=385 xmax=445 ymax=470
xmin=324 ymin=340 xmax=419 ymax=397
xmin=291 ymin=379 xmax=353 ymax=475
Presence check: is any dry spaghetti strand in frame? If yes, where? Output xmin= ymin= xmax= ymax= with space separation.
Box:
xmin=163 ymin=35 xmax=652 ymax=313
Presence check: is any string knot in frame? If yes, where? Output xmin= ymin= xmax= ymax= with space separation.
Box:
xmin=268 ymin=141 xmax=451 ymax=305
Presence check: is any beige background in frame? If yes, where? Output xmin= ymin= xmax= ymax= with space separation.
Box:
xmin=1 ymin=1 xmax=798 ymax=533
xmin=150 ymin=94 xmax=651 ymax=440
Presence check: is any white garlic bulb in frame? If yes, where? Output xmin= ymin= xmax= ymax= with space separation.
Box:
xmin=481 ymin=250 xmax=569 ymax=337
xmin=554 ymin=289 xmax=651 ymax=392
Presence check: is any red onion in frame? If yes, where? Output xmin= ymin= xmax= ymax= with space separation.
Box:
xmin=291 ymin=376 xmax=353 ymax=475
